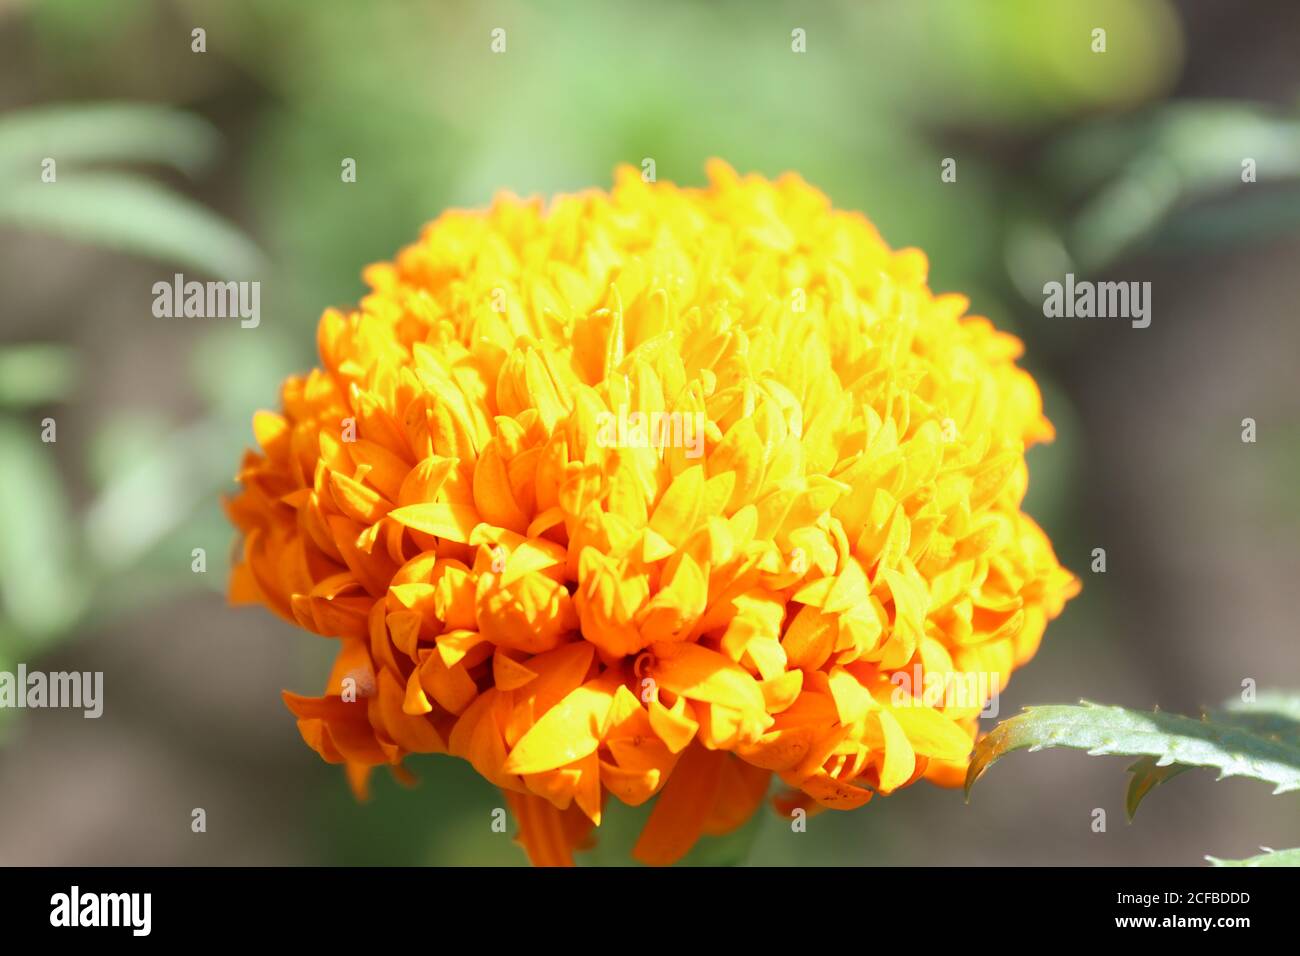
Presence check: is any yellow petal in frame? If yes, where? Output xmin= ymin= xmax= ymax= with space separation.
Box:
xmin=388 ymin=502 xmax=480 ymax=543
xmin=649 ymin=641 xmax=765 ymax=715
xmin=503 ymin=670 xmax=621 ymax=774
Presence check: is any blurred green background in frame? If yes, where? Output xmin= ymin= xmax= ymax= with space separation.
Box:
xmin=1 ymin=0 xmax=1298 ymax=865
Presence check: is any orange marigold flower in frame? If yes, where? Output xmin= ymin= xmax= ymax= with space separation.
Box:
xmin=224 ymin=161 xmax=1079 ymax=865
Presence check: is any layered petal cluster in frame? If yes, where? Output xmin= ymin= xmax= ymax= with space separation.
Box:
xmin=225 ymin=161 xmax=1078 ymax=865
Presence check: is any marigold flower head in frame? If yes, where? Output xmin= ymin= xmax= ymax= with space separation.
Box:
xmin=225 ymin=161 xmax=1079 ymax=865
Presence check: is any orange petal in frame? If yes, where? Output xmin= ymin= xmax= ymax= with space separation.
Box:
xmin=503 ymin=670 xmax=621 ymax=774
xmin=649 ymin=641 xmax=766 ymax=716
xmin=632 ymin=742 xmax=725 ymax=866
xmin=388 ymin=502 xmax=481 ymax=543
xmin=506 ymin=790 xmax=590 ymax=867
xmin=702 ymin=755 xmax=771 ymax=836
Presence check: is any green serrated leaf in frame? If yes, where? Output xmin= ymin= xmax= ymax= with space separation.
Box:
xmin=966 ymin=701 xmax=1300 ymax=799
xmin=1208 ymin=847 xmax=1300 ymax=867
xmin=1125 ymin=692 xmax=1300 ymax=817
